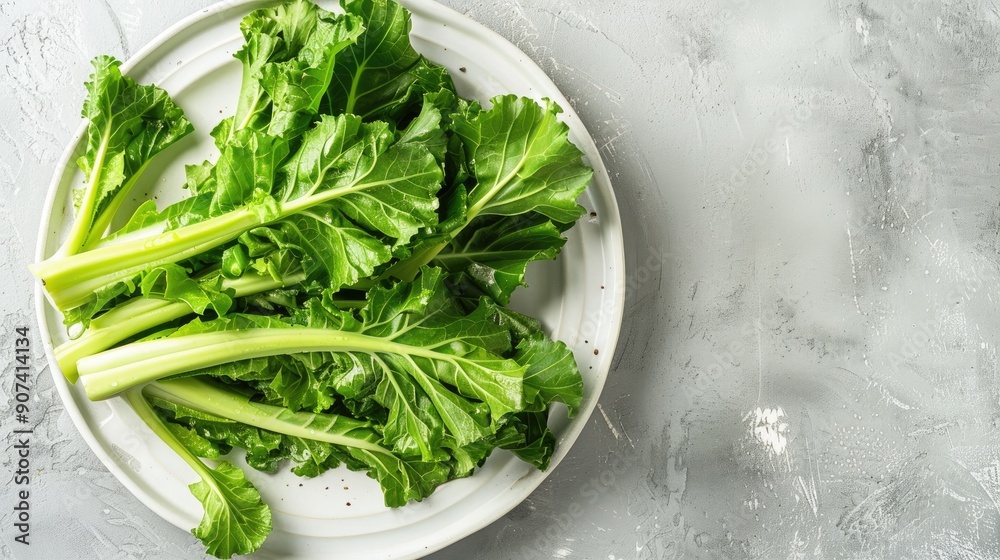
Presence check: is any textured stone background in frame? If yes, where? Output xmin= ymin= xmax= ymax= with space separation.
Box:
xmin=5 ymin=0 xmax=1000 ymax=558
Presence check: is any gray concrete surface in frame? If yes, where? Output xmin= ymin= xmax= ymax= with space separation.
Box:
xmin=5 ymin=0 xmax=1000 ymax=558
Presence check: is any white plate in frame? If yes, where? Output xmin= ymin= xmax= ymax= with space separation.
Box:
xmin=35 ymin=1 xmax=625 ymax=558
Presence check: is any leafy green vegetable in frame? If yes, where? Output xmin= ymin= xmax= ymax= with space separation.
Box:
xmin=323 ymin=0 xmax=455 ymax=122
xmin=143 ymin=377 xmax=451 ymax=506
xmin=189 ymin=460 xmax=272 ymax=559
xmin=515 ymin=332 xmax=583 ymax=415
xmin=384 ymin=95 xmax=591 ymax=301
xmin=498 ymin=411 xmax=557 ymax=470
xmin=54 ymin=266 xmax=306 ymax=382
xmin=35 ymin=0 xmax=595 ymax=557
xmin=433 ymin=213 xmax=569 ymax=305
xmin=78 ymin=270 xmax=528 ymax=457
xmin=31 ymin=114 xmax=442 ymax=312
xmin=228 ymin=0 xmax=364 ymax=139
xmin=452 ymin=95 xmax=590 ymax=223
xmin=56 ymin=56 xmax=193 ymax=258
xmin=122 ymin=388 xmax=271 ymax=559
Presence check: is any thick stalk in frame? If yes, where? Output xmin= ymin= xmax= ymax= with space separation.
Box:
xmin=143 ymin=378 xmax=388 ymax=454
xmin=79 ymin=161 xmax=150 ymax=252
xmin=121 ymin=387 xmax=223 ymax=489
xmin=383 ymin=241 xmax=448 ymax=282
xmin=55 ymin=270 xmax=306 ymax=382
xmin=31 ymin=162 xmax=423 ymax=311
xmin=77 ymin=327 xmax=449 ymax=401
xmin=32 ymin=208 xmax=260 ymax=310
xmin=57 ymin=299 xmax=181 ymax=383
xmin=57 ymin=127 xmax=112 ymax=258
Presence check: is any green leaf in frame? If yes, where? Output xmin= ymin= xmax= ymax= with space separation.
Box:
xmin=278 ymin=210 xmax=392 ymax=295
xmin=190 ymin=461 xmax=272 ymax=558
xmin=138 ymin=264 xmax=233 ymax=316
xmin=287 ymin=436 xmax=347 ymax=477
xmin=61 ymin=55 xmax=193 ymax=255
xmin=396 ymin=91 xmax=453 ymax=164
xmin=333 ymin=143 xmax=443 ymax=244
xmin=514 ymin=333 xmax=583 ymax=416
xmin=346 ymin=447 xmax=450 ymax=506
xmin=447 ymin=287 xmax=543 ymax=345
xmin=230 ymin=0 xmax=362 ymax=137
xmin=260 ymin=8 xmax=364 ymax=137
xmin=439 ymin=436 xmax=494 ymax=479
xmin=122 ymin=389 xmax=270 ymax=559
xmin=231 ymin=24 xmax=281 ymax=136
xmin=499 ymin=411 xmax=556 ymax=470
xmin=278 ymin=114 xmax=392 ymax=202
xmin=384 ymin=96 xmax=589 ymax=283
xmin=212 ymin=129 xmax=290 ymax=215
xmin=163 ymin=421 xmax=224 ymax=459
xmin=323 ymin=0 xmax=455 ymax=122
xmin=278 ymin=113 xmax=442 ymax=245
xmin=374 ymin=365 xmax=446 ymax=459
xmin=434 ymin=213 xmax=567 ymax=305
xmin=268 ymin=356 xmax=339 ymax=412
xmin=452 ymin=95 xmax=590 ymax=224
xmin=185 ymin=160 xmax=217 ymax=195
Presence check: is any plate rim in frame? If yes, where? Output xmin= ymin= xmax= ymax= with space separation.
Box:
xmin=33 ymin=0 xmax=627 ymax=557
